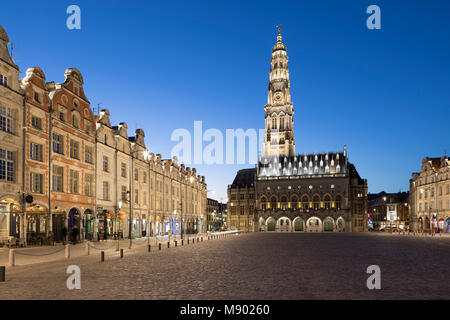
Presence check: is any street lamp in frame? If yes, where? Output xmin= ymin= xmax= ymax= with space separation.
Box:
xmin=116 ymin=200 xmax=122 ymax=239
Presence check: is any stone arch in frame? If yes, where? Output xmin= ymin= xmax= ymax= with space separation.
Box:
xmin=266 ymin=217 xmax=276 ymax=231
xmin=260 ymin=196 xmax=267 ymax=210
xmin=258 ymin=217 xmax=266 ymax=231
xmin=293 ymin=217 xmax=305 ymax=232
xmin=280 ymin=195 xmax=288 ymax=210
xmin=323 ymin=194 xmax=332 ymax=210
xmin=301 ymin=194 xmax=309 ymax=210
xmin=335 ymin=194 xmax=343 ymax=210
xmin=312 ymin=194 xmax=320 ymax=211
xmin=291 ymin=195 xmax=299 ymax=210
xmin=269 ymin=196 xmax=277 ymax=211
xmin=277 ymin=216 xmax=292 ymax=232
xmin=323 ymin=216 xmax=335 ymax=232
xmin=336 ymin=217 xmax=345 ymax=232
xmin=306 ymin=216 xmax=322 ymax=232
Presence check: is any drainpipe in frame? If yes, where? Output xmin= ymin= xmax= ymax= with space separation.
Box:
xmin=21 ymin=94 xmax=27 ymax=246
xmin=48 ymin=98 xmax=53 ymax=237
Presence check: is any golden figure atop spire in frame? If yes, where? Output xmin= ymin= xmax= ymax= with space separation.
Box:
xmin=276 ymin=24 xmax=282 ymax=43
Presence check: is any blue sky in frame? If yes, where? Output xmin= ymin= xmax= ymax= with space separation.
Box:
xmin=2 ymin=0 xmax=449 ymax=201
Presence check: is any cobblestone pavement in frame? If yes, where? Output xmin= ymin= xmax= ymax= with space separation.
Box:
xmin=0 ymin=233 xmax=449 ymax=300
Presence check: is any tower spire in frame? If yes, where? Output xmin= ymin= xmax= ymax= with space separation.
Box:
xmin=276 ymin=24 xmax=282 ymax=43
xmin=263 ymin=27 xmax=295 ymax=157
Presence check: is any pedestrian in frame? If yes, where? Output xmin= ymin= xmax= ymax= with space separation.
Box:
xmin=62 ymin=226 xmax=67 ymax=245
xmin=72 ymin=225 xmax=79 ymax=244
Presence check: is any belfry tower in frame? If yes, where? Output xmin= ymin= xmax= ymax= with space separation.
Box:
xmin=263 ymin=26 xmax=295 ymax=157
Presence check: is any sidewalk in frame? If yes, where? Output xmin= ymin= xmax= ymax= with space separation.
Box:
xmin=0 ymin=231 xmax=237 ymax=268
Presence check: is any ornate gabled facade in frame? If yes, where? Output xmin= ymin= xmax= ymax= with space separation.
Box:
xmin=21 ymin=67 xmax=51 ymax=241
xmin=409 ymin=156 xmax=450 ymax=233
xmin=46 ymin=68 xmax=96 ymax=242
xmin=0 ymin=24 xmax=208 ymax=245
xmin=0 ymin=26 xmax=24 ymax=244
xmin=228 ymin=28 xmax=368 ymax=233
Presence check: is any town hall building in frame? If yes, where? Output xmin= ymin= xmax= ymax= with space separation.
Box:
xmin=228 ymin=28 xmax=368 ymax=233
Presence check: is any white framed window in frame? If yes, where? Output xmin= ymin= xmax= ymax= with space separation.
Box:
xmin=0 ymin=105 xmax=16 ymax=134
xmin=0 ymin=148 xmax=14 ymax=182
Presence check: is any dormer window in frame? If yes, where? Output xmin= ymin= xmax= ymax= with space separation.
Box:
xmin=34 ymin=92 xmax=41 ymax=103
xmin=72 ymin=114 xmax=79 ymax=128
xmin=0 ymin=74 xmax=7 ymax=87
xmin=73 ymin=101 xmax=79 ymax=108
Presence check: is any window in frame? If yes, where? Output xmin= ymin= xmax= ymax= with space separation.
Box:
xmin=0 ymin=148 xmax=14 ymax=182
xmin=85 ymin=146 xmax=93 ymax=164
xmin=134 ymin=168 xmax=139 ymax=181
xmin=335 ymin=195 xmax=342 ymax=210
xmin=313 ymin=195 xmax=320 ymax=210
xmin=30 ymin=173 xmax=43 ymax=193
xmin=0 ymin=105 xmax=15 ymax=134
xmin=134 ymin=189 xmax=139 ymax=204
xmin=279 ymin=117 xmax=284 ymax=130
xmin=143 ymin=172 xmax=147 ymax=183
xmin=85 ymin=174 xmax=93 ymax=196
xmin=72 ymin=113 xmax=79 ymax=128
xmin=324 ymin=195 xmax=331 ymax=210
xmin=240 ymin=194 xmax=245 ymax=200
xmin=0 ymin=74 xmax=7 ymax=87
xmin=240 ymin=206 xmax=245 ymax=215
xmin=30 ymin=143 xmax=43 ymax=162
xmin=103 ymin=181 xmax=110 ymax=200
xmin=84 ymin=120 xmax=90 ymax=134
xmin=121 ymin=163 xmax=127 ymax=178
xmin=271 ymin=117 xmax=277 ymax=129
xmin=69 ymin=170 xmax=79 ymax=194
xmin=121 ymin=186 xmax=127 ymax=202
xmin=144 ymin=191 xmax=147 ymax=205
xmin=31 ymin=116 xmax=42 ymax=130
xmin=52 ymin=166 xmax=63 ymax=192
xmin=52 ymin=133 xmax=64 ymax=154
xmin=34 ymin=92 xmax=41 ymax=103
xmin=70 ymin=140 xmax=79 ymax=159
xmin=102 ymin=156 xmax=109 ymax=172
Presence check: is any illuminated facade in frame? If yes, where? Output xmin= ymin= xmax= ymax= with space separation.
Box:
xmin=228 ymin=28 xmax=368 ymax=233
xmin=410 ymin=156 xmax=450 ymax=233
xmin=0 ymin=25 xmax=207 ymax=245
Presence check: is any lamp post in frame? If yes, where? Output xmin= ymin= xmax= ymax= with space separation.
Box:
xmin=115 ymin=200 xmax=122 ymax=239
xmin=179 ymin=201 xmax=183 ymax=240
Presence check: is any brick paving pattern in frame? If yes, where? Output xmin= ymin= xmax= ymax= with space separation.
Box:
xmin=0 ymin=233 xmax=449 ymax=299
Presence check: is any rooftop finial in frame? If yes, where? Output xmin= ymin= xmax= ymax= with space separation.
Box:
xmin=276 ymin=24 xmax=282 ymax=43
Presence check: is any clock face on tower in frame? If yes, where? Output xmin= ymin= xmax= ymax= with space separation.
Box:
xmin=274 ymin=92 xmax=282 ymax=102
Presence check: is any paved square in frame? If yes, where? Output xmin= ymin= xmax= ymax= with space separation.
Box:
xmin=0 ymin=233 xmax=449 ymax=299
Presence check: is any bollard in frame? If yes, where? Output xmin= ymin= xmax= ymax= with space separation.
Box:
xmin=201 ymin=237 xmax=203 ymax=242
xmin=8 ymin=249 xmax=14 ymax=267
xmin=85 ymin=241 xmax=90 ymax=256
xmin=148 ymin=244 xmax=151 ymax=253
xmin=65 ymin=244 xmax=70 ymax=259
xmin=159 ymin=243 xmax=162 ymax=250
xmin=120 ymin=248 xmax=124 ymax=258
xmin=0 ymin=266 xmax=5 ymax=282
xmin=181 ymin=239 xmax=184 ymax=246
xmin=116 ymin=239 xmax=120 ymax=252
xmin=101 ymin=251 xmax=105 ymax=262
xmin=187 ymin=238 xmax=189 ymax=244
xmin=175 ymin=240 xmax=177 ymax=247
xmin=167 ymin=241 xmax=170 ymax=248
xmin=197 ymin=237 xmax=199 ymax=243
xmin=208 ymin=236 xmax=210 ymax=240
